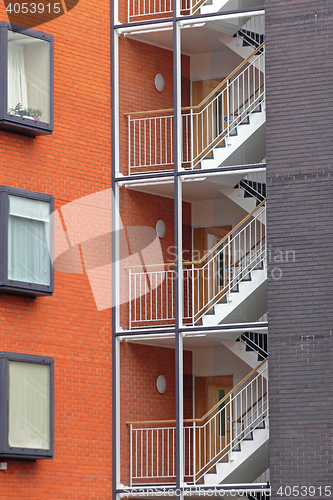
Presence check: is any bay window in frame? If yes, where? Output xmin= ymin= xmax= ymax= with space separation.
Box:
xmin=0 ymin=351 xmax=54 ymax=460
xmin=0 ymin=186 xmax=54 ymax=296
xmin=0 ymin=22 xmax=54 ymax=136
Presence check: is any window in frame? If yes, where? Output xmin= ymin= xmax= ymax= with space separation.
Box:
xmin=0 ymin=186 xmax=54 ymax=296
xmin=0 ymin=22 xmax=54 ymax=137
xmin=0 ymin=351 xmax=54 ymax=460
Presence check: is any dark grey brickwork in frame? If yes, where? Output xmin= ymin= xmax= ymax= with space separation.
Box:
xmin=266 ymin=1 xmax=333 ymax=498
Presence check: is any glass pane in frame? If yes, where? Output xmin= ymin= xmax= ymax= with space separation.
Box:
xmin=8 ymin=361 xmax=50 ymax=450
xmin=7 ymin=31 xmax=51 ymax=124
xmin=8 ymin=196 xmax=51 ymax=285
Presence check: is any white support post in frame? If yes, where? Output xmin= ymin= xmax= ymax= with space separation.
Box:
xmin=128 ymin=115 xmax=131 ymax=175
xmin=228 ymin=235 xmax=231 ymax=302
xmin=130 ymin=424 xmax=133 ymax=487
xmin=193 ymin=421 xmax=196 ymax=483
xmin=115 ymin=336 xmax=122 ymax=489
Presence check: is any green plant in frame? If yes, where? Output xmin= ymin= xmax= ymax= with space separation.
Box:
xmin=27 ymin=108 xmax=42 ymax=119
xmin=8 ymin=103 xmax=42 ymax=119
xmin=8 ymin=103 xmax=25 ymax=116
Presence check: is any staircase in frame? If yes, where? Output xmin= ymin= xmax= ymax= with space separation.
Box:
xmin=221 ymin=331 xmax=268 ymax=371
xmin=128 ymin=200 xmax=267 ymax=329
xmin=128 ymin=359 xmax=269 ymax=487
xmin=127 ymin=43 xmax=265 ymax=174
xmin=220 ymin=171 xmax=266 ymax=214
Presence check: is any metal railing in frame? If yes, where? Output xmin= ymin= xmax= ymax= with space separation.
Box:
xmin=128 ymin=359 xmax=268 ymax=485
xmin=127 ymin=0 xmax=215 ymax=22
xmin=127 ymin=45 xmax=265 ymax=174
xmin=128 ymin=265 xmax=193 ymax=329
xmin=236 ymin=15 xmax=265 ymax=50
xmin=238 ymin=171 xmax=266 ymax=204
xmin=128 ymin=201 xmax=266 ymax=329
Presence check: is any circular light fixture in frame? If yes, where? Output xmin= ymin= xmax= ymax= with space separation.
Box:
xmin=156 ymin=220 xmax=166 ymax=238
xmin=155 ymin=73 xmax=165 ymax=92
xmin=156 ymin=375 xmax=167 ymax=394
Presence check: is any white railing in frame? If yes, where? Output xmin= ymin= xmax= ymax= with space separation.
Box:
xmin=191 ymin=201 xmax=266 ymax=323
xmin=128 ymin=423 xmax=195 ymax=484
xmin=127 ymin=45 xmax=265 ymax=174
xmin=128 ymin=265 xmax=193 ymax=329
xmin=240 ymin=331 xmax=268 ymax=359
xmin=128 ymin=201 xmax=266 ymax=329
xmin=237 ymin=15 xmax=265 ymax=50
xmin=128 ymin=359 xmax=268 ymax=485
xmin=240 ymin=171 xmax=266 ymax=203
xmin=127 ymin=0 xmax=212 ymax=22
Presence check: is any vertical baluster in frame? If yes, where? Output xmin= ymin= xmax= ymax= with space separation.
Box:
xmin=156 ymin=273 xmax=158 ymax=320
xmin=159 ymin=117 xmax=162 ymax=166
xmin=167 ymin=428 xmax=170 ymax=477
xmin=162 ymin=428 xmax=164 ymax=478
xmin=157 ymin=428 xmax=159 ymax=478
xmin=173 ymin=428 xmax=175 ymax=477
xmin=149 ymin=119 xmax=152 ymax=166
xmin=130 ymin=424 xmax=133 ymax=485
xmin=193 ymin=422 xmax=196 ymax=483
xmin=229 ymin=395 xmax=233 ymax=454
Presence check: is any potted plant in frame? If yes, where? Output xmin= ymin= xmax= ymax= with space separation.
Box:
xmin=27 ymin=108 xmax=42 ymax=121
xmin=8 ymin=104 xmax=42 ymax=121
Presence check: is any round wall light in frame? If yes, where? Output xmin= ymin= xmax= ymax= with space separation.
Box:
xmin=156 ymin=219 xmax=166 ymax=238
xmin=155 ymin=73 xmax=165 ymax=92
xmin=156 ymin=375 xmax=167 ymax=394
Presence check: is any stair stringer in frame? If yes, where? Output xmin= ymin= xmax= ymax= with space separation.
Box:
xmin=200 ymin=108 xmax=266 ymax=170
xmin=202 ymin=267 xmax=267 ymax=327
xmin=220 ymin=339 xmax=268 ymax=379
xmin=203 ymin=426 xmax=269 ymax=485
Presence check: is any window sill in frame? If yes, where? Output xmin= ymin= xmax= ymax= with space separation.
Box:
xmin=0 ymin=117 xmax=53 ymax=137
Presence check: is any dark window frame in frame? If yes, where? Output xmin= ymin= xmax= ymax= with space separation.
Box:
xmin=0 ymin=351 xmax=54 ymax=460
xmin=0 ymin=185 xmax=54 ymax=297
xmin=0 ymin=21 xmax=54 ymax=137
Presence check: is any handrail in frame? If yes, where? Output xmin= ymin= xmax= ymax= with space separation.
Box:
xmin=188 ymin=198 xmax=266 ymax=265
xmin=124 ymin=42 xmax=265 ymax=117
xmin=126 ymin=357 xmax=268 ymax=425
xmin=125 ymin=199 xmax=266 ymax=270
xmin=237 ymin=391 xmax=267 ymax=423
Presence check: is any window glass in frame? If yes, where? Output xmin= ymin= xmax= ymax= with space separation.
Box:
xmin=8 ymin=361 xmax=50 ymax=450
xmin=8 ymin=196 xmax=51 ymax=285
xmin=7 ymin=31 xmax=51 ymax=124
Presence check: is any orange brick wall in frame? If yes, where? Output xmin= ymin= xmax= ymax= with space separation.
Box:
xmin=0 ymin=3 xmax=192 ymax=498
xmin=119 ymin=37 xmax=190 ymax=175
xmin=0 ymin=2 xmax=112 ymax=499
xmin=120 ymin=342 xmax=193 ymax=485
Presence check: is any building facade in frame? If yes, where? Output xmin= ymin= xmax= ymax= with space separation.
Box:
xmin=112 ymin=0 xmax=270 ymax=498
xmin=112 ymin=0 xmax=333 ymax=499
xmin=0 ymin=1 xmax=112 ymax=498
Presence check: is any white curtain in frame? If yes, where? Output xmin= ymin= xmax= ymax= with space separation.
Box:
xmin=7 ymin=42 xmax=28 ymax=112
xmin=8 ymin=196 xmax=50 ymax=285
xmin=8 ymin=361 xmax=50 ymax=450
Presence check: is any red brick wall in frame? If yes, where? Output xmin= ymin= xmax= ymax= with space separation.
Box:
xmin=0 ymin=2 xmax=112 ymax=498
xmin=120 ymin=342 xmax=193 ymax=485
xmin=119 ymin=189 xmax=192 ymax=329
xmin=119 ymin=37 xmax=191 ymax=175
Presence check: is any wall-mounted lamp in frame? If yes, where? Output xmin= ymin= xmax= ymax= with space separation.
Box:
xmin=156 ymin=220 xmax=166 ymax=238
xmin=156 ymin=375 xmax=167 ymax=394
xmin=155 ymin=74 xmax=165 ymax=92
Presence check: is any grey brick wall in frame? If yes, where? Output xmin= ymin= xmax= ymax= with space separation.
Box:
xmin=266 ymin=1 xmax=333 ymax=498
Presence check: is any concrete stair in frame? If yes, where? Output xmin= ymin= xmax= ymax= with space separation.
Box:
xmin=203 ymin=420 xmax=269 ymax=485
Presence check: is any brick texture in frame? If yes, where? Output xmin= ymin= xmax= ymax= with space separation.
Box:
xmin=0 ymin=2 xmax=112 ymax=498
xmin=266 ymin=1 xmax=333 ymax=497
